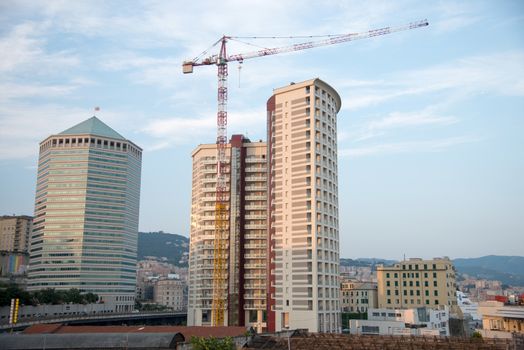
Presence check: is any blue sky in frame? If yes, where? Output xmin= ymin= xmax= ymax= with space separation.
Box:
xmin=0 ymin=1 xmax=523 ymax=259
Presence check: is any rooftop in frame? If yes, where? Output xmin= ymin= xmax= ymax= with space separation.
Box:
xmin=23 ymin=324 xmax=248 ymax=338
xmin=58 ymin=116 xmax=126 ymax=140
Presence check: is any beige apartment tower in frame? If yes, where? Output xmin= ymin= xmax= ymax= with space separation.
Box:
xmin=0 ymin=215 xmax=33 ymax=253
xmin=377 ymin=257 xmax=457 ymax=310
xmin=188 ymin=135 xmax=267 ymax=331
xmin=27 ymin=117 xmax=142 ymax=312
xmin=340 ymin=281 xmax=378 ymax=313
xmin=267 ymin=79 xmax=341 ymax=333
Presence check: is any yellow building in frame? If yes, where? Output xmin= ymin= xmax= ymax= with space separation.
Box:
xmin=377 ymin=258 xmax=457 ymax=310
xmin=478 ymin=301 xmax=524 ymax=336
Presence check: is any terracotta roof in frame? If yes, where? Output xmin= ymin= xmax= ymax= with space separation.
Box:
xmin=23 ymin=324 xmax=247 ymax=338
xmin=245 ymin=332 xmax=516 ymax=350
xmin=23 ymin=323 xmax=64 ymax=334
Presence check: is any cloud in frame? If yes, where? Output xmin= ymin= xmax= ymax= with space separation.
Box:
xmin=339 ymin=135 xmax=481 ymax=158
xmin=141 ymin=108 xmax=266 ymax=151
xmin=339 ymin=51 xmax=524 ymax=110
xmin=0 ymin=21 xmax=79 ymax=74
xmin=350 ymin=106 xmax=458 ymax=142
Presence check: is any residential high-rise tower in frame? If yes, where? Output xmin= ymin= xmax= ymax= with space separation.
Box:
xmin=188 ymin=135 xmax=267 ymax=332
xmin=267 ymin=79 xmax=342 ymax=333
xmin=27 ymin=117 xmax=142 ymax=312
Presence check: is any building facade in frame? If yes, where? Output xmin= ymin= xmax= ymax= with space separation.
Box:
xmin=478 ymin=301 xmax=524 ymax=337
xmin=188 ymin=135 xmax=267 ymax=331
xmin=377 ymin=258 xmax=457 ymax=310
xmin=27 ymin=117 xmax=142 ymax=312
xmin=349 ymin=306 xmax=450 ymax=336
xmin=267 ymin=79 xmax=341 ymax=333
xmin=340 ymin=281 xmax=378 ymax=313
xmin=154 ymin=278 xmax=187 ymax=311
xmin=0 ymin=215 xmax=33 ymax=253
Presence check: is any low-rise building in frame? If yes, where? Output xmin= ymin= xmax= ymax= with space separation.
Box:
xmin=478 ymin=301 xmax=524 ymax=338
xmin=154 ymin=278 xmax=186 ymax=311
xmin=340 ymin=281 xmax=377 ymax=313
xmin=0 ymin=302 xmax=115 ymax=323
xmin=349 ymin=306 xmax=450 ymax=336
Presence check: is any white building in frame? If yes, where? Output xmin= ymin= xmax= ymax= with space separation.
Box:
xmin=349 ymin=306 xmax=450 ymax=336
xmin=154 ymin=278 xmax=186 ymax=311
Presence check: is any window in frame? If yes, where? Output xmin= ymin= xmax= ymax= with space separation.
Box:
xmin=362 ymin=326 xmax=379 ymax=334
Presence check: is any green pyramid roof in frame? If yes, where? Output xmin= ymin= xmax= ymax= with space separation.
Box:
xmin=59 ymin=116 xmax=126 ymax=140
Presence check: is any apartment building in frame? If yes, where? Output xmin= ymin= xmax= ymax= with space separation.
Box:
xmin=27 ymin=116 xmax=142 ymax=312
xmin=377 ymin=258 xmax=457 ymax=310
xmin=188 ymin=135 xmax=267 ymax=331
xmin=340 ymin=281 xmax=378 ymax=313
xmin=0 ymin=215 xmax=33 ymax=253
xmin=267 ymin=79 xmax=341 ymax=333
xmin=154 ymin=278 xmax=187 ymax=311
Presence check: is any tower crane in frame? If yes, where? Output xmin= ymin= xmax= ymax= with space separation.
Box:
xmin=182 ymin=19 xmax=429 ymax=326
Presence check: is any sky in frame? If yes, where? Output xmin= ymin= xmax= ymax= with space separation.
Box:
xmin=0 ymin=0 xmax=523 ymax=260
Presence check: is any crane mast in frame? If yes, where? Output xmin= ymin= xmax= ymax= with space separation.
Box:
xmin=212 ymin=38 xmax=228 ymax=327
xmin=183 ymin=19 xmax=428 ymax=327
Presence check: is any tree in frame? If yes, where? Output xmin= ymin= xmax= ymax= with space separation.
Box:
xmin=64 ymin=288 xmax=83 ymax=304
xmin=36 ymin=288 xmax=63 ymax=304
xmin=471 ymin=331 xmax=483 ymax=341
xmin=190 ymin=336 xmax=235 ymax=350
xmin=0 ymin=284 xmax=34 ymax=306
xmin=84 ymin=292 xmax=98 ymax=304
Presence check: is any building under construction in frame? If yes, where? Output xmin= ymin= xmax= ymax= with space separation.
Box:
xmin=188 ymin=78 xmax=342 ymax=333
xmin=187 ymin=135 xmax=267 ymax=331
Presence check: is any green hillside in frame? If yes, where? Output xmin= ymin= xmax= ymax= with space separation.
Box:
xmin=137 ymin=231 xmax=189 ymax=266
